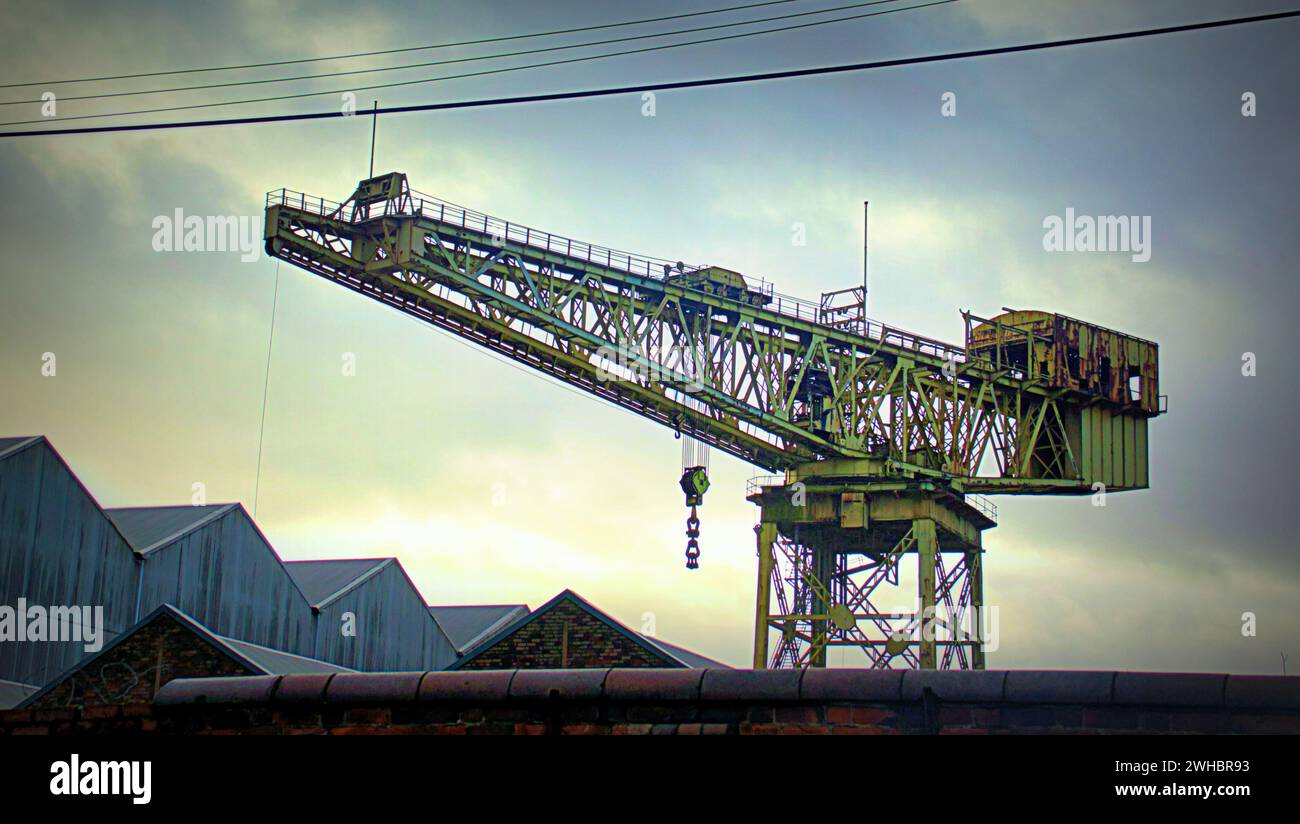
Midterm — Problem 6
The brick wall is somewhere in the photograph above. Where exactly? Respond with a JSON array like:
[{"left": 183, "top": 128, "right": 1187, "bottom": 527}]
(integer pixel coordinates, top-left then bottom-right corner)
[
  {"left": 459, "top": 599, "right": 674, "bottom": 669},
  {"left": 22, "top": 612, "right": 255, "bottom": 710},
  {"left": 4, "top": 669, "right": 1299, "bottom": 735}
]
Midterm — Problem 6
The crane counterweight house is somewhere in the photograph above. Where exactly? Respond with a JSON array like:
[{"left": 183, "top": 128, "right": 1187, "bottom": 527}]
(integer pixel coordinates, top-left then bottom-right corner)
[{"left": 264, "top": 173, "right": 1165, "bottom": 672}]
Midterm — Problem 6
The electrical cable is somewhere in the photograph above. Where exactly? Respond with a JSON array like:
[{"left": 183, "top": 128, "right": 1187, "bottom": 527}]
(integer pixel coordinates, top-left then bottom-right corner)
[{"left": 3, "top": 8, "right": 1294, "bottom": 138}]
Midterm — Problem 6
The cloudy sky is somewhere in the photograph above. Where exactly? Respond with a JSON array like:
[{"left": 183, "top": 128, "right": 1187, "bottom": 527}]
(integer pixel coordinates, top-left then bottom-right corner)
[{"left": 1, "top": 0, "right": 1296, "bottom": 671}]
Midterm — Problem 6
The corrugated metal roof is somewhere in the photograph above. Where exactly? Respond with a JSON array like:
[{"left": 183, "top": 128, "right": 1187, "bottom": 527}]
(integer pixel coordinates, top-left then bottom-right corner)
[
  {"left": 1, "top": 436, "right": 141, "bottom": 686},
  {"left": 428, "top": 605, "right": 529, "bottom": 654},
  {"left": 0, "top": 679, "right": 39, "bottom": 709},
  {"left": 3, "top": 436, "right": 456, "bottom": 677},
  {"left": 640, "top": 637, "right": 730, "bottom": 669},
  {"left": 159, "top": 605, "right": 354, "bottom": 675},
  {"left": 216, "top": 636, "right": 354, "bottom": 675},
  {"left": 0, "top": 436, "right": 40, "bottom": 459},
  {"left": 284, "top": 559, "right": 393, "bottom": 608},
  {"left": 105, "top": 504, "right": 237, "bottom": 554}
]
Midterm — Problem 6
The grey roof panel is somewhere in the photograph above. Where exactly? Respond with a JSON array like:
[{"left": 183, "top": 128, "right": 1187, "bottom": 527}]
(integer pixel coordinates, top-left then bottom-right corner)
[
  {"left": 284, "top": 559, "right": 392, "bottom": 607},
  {"left": 428, "top": 605, "right": 529, "bottom": 653},
  {"left": 641, "top": 636, "right": 731, "bottom": 669},
  {"left": 0, "top": 436, "right": 40, "bottom": 459},
  {"left": 1, "top": 434, "right": 457, "bottom": 678},
  {"left": 105, "top": 504, "right": 235, "bottom": 553},
  {"left": 0, "top": 679, "right": 38, "bottom": 709},
  {"left": 216, "top": 636, "right": 354, "bottom": 675}
]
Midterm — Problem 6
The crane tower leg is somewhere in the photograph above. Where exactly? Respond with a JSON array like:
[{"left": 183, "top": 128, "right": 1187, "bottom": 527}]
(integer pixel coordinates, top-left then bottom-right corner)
[
  {"left": 811, "top": 547, "right": 836, "bottom": 668},
  {"left": 916, "top": 518, "right": 938, "bottom": 670},
  {"left": 753, "top": 522, "right": 777, "bottom": 669},
  {"left": 967, "top": 546, "right": 986, "bottom": 670}
]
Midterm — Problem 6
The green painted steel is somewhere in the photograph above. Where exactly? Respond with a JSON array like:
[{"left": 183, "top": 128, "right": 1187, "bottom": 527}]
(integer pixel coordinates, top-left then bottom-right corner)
[{"left": 263, "top": 174, "right": 1168, "bottom": 672}]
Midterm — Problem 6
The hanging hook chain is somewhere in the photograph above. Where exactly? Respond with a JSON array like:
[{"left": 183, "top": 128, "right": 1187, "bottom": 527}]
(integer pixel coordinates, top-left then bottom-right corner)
[{"left": 685, "top": 505, "right": 701, "bottom": 570}]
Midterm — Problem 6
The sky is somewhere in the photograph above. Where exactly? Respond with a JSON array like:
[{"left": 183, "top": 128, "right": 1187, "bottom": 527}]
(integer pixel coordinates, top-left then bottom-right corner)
[{"left": 1, "top": 0, "right": 1297, "bottom": 672}]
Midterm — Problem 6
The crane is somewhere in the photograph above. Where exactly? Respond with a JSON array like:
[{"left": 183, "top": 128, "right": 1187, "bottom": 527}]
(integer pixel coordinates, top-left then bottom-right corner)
[{"left": 264, "top": 172, "right": 1164, "bottom": 670}]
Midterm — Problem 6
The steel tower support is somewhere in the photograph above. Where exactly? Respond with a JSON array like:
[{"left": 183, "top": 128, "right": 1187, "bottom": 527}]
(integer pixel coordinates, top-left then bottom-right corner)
[{"left": 748, "top": 466, "right": 991, "bottom": 670}]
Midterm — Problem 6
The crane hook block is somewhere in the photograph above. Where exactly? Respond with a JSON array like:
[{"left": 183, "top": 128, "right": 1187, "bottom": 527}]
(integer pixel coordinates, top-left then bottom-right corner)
[
  {"left": 679, "top": 468, "right": 708, "bottom": 570},
  {"left": 678, "top": 466, "right": 710, "bottom": 507}
]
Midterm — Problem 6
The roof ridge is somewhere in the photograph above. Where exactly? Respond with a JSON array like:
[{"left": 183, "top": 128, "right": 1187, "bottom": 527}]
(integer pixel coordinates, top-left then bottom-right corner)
[
  {"left": 637, "top": 633, "right": 728, "bottom": 669},
  {"left": 105, "top": 503, "right": 234, "bottom": 512},
  {"left": 1, "top": 436, "right": 141, "bottom": 555},
  {"left": 123, "top": 503, "right": 238, "bottom": 555},
  {"left": 310, "top": 558, "right": 395, "bottom": 609},
  {"left": 0, "top": 436, "right": 42, "bottom": 461},
  {"left": 284, "top": 557, "right": 395, "bottom": 566},
  {"left": 215, "top": 633, "right": 357, "bottom": 672},
  {"left": 448, "top": 589, "right": 683, "bottom": 670},
  {"left": 457, "top": 606, "right": 531, "bottom": 655}
]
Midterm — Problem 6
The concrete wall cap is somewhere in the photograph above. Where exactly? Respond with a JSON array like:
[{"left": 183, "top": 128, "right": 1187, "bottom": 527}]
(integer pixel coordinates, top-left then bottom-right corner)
[
  {"left": 508, "top": 668, "right": 610, "bottom": 700},
  {"left": 604, "top": 668, "right": 704, "bottom": 702},
  {"left": 1003, "top": 670, "right": 1115, "bottom": 705},
  {"left": 700, "top": 669, "right": 802, "bottom": 702},
  {"left": 419, "top": 670, "right": 517, "bottom": 702},
  {"left": 1223, "top": 675, "right": 1300, "bottom": 710},
  {"left": 800, "top": 668, "right": 904, "bottom": 702},
  {"left": 154, "top": 675, "right": 280, "bottom": 706},
  {"left": 324, "top": 672, "right": 426, "bottom": 704},
  {"left": 900, "top": 670, "right": 1007, "bottom": 703},
  {"left": 1113, "top": 672, "right": 1227, "bottom": 708},
  {"left": 273, "top": 673, "right": 337, "bottom": 704}
]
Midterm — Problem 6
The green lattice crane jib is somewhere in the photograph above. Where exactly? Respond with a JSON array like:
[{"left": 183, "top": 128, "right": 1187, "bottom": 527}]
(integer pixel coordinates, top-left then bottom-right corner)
[{"left": 264, "top": 173, "right": 1167, "bottom": 670}]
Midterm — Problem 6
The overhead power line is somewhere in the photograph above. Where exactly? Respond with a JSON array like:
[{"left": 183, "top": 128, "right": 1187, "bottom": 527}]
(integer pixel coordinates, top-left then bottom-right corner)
[
  {"left": 2, "top": 8, "right": 1295, "bottom": 139},
  {"left": 0, "top": 0, "right": 952, "bottom": 126},
  {"left": 0, "top": 0, "right": 800, "bottom": 89},
  {"left": 0, "top": 0, "right": 907, "bottom": 106}
]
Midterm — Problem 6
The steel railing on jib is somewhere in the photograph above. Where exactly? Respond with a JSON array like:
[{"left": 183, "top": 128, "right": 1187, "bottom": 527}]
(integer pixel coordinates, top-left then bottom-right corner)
[{"left": 267, "top": 186, "right": 972, "bottom": 364}]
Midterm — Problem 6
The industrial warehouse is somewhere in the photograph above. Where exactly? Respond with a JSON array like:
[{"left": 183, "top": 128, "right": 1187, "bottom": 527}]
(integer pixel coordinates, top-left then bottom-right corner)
[{"left": 0, "top": 435, "right": 723, "bottom": 711}]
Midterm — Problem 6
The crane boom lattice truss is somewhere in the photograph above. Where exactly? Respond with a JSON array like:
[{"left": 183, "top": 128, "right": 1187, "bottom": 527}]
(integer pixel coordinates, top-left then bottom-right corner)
[{"left": 265, "top": 173, "right": 1164, "bottom": 670}]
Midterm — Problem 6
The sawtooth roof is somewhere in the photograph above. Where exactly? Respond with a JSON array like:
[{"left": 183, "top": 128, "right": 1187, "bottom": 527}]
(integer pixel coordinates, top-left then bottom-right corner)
[
  {"left": 105, "top": 504, "right": 237, "bottom": 554},
  {"left": 428, "top": 604, "right": 530, "bottom": 655},
  {"left": 283, "top": 559, "right": 394, "bottom": 608}
]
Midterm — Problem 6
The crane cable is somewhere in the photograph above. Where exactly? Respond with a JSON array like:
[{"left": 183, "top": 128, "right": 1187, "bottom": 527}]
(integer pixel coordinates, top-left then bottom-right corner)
[{"left": 252, "top": 259, "right": 281, "bottom": 519}]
